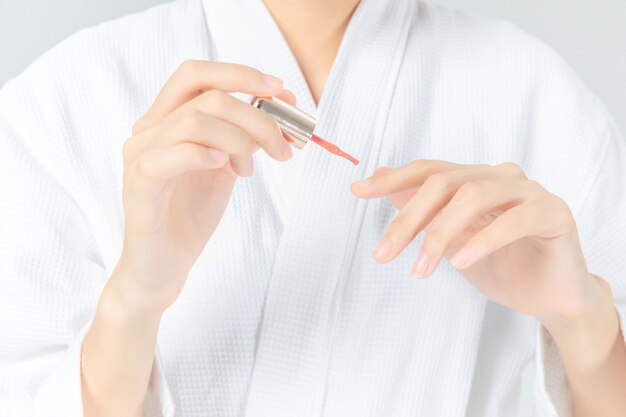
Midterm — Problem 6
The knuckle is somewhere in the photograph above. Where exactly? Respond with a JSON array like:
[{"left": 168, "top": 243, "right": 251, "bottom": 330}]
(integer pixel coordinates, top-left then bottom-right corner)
[
  {"left": 178, "top": 59, "right": 202, "bottom": 77},
  {"left": 551, "top": 195, "right": 574, "bottom": 219},
  {"left": 391, "top": 214, "right": 414, "bottom": 232},
  {"left": 523, "top": 180, "right": 548, "bottom": 202},
  {"left": 122, "top": 138, "right": 135, "bottom": 163},
  {"left": 424, "top": 173, "right": 451, "bottom": 192},
  {"left": 497, "top": 162, "right": 526, "bottom": 178},
  {"left": 526, "top": 179, "right": 545, "bottom": 194},
  {"left": 508, "top": 206, "right": 537, "bottom": 235},
  {"left": 236, "top": 129, "right": 254, "bottom": 150},
  {"left": 257, "top": 113, "right": 283, "bottom": 142},
  {"left": 374, "top": 166, "right": 391, "bottom": 176},
  {"left": 507, "top": 207, "right": 527, "bottom": 227},
  {"left": 226, "top": 64, "right": 264, "bottom": 91},
  {"left": 375, "top": 171, "right": 393, "bottom": 190},
  {"left": 177, "top": 108, "right": 204, "bottom": 132},
  {"left": 244, "top": 66, "right": 265, "bottom": 85},
  {"left": 241, "top": 138, "right": 255, "bottom": 155},
  {"left": 553, "top": 195, "right": 571, "bottom": 211},
  {"left": 189, "top": 147, "right": 209, "bottom": 167},
  {"left": 132, "top": 116, "right": 146, "bottom": 135},
  {"left": 457, "top": 181, "right": 485, "bottom": 199},
  {"left": 424, "top": 230, "right": 446, "bottom": 253},
  {"left": 203, "top": 90, "right": 228, "bottom": 114},
  {"left": 230, "top": 133, "right": 254, "bottom": 156},
  {"left": 412, "top": 159, "right": 433, "bottom": 177},
  {"left": 133, "top": 156, "right": 155, "bottom": 178}
]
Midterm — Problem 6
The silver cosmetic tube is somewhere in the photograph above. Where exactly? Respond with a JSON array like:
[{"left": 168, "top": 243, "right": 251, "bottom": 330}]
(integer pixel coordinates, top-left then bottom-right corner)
[{"left": 250, "top": 96, "right": 316, "bottom": 149}]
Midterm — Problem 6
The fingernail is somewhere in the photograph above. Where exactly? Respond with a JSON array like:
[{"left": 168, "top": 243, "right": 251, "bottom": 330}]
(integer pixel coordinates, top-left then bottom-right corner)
[
  {"left": 262, "top": 74, "right": 284, "bottom": 89},
  {"left": 280, "top": 138, "right": 293, "bottom": 159},
  {"left": 412, "top": 252, "right": 430, "bottom": 278},
  {"left": 282, "top": 89, "right": 297, "bottom": 104},
  {"left": 450, "top": 248, "right": 473, "bottom": 269},
  {"left": 373, "top": 237, "right": 393, "bottom": 260},
  {"left": 353, "top": 178, "right": 372, "bottom": 190},
  {"left": 207, "top": 149, "right": 227, "bottom": 165},
  {"left": 242, "top": 158, "right": 255, "bottom": 177}
]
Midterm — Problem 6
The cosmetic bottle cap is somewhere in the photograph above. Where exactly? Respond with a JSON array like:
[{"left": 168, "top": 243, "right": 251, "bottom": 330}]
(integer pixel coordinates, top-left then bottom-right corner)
[{"left": 250, "top": 96, "right": 316, "bottom": 148}]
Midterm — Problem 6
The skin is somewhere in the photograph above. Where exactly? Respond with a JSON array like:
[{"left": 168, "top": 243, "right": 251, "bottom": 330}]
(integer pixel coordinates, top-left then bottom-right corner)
[
  {"left": 81, "top": 1, "right": 626, "bottom": 416},
  {"left": 263, "top": 0, "right": 360, "bottom": 104},
  {"left": 81, "top": 61, "right": 297, "bottom": 416},
  {"left": 351, "top": 162, "right": 626, "bottom": 416}
]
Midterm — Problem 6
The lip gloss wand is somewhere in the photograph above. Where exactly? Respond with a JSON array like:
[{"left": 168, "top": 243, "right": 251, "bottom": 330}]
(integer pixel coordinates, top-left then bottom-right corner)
[{"left": 250, "top": 96, "right": 360, "bottom": 165}]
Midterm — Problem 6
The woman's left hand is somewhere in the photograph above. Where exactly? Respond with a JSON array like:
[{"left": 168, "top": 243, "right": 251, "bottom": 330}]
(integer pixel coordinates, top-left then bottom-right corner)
[{"left": 351, "top": 160, "right": 604, "bottom": 322}]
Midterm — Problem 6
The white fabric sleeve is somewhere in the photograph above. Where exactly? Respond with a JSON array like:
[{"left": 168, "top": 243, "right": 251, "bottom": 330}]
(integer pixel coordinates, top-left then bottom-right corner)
[
  {"left": 533, "top": 112, "right": 626, "bottom": 416},
  {"left": 0, "top": 51, "right": 174, "bottom": 417},
  {"left": 0, "top": 101, "right": 100, "bottom": 416}
]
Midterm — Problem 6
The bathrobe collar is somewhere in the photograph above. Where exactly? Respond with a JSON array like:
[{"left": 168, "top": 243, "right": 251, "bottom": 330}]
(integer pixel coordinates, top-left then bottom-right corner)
[
  {"left": 200, "top": 0, "right": 417, "bottom": 216},
  {"left": 201, "top": 0, "right": 417, "bottom": 414}
]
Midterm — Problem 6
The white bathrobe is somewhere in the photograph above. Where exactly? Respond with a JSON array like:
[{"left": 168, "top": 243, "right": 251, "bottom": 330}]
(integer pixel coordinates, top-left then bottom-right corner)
[{"left": 1, "top": 0, "right": 625, "bottom": 416}]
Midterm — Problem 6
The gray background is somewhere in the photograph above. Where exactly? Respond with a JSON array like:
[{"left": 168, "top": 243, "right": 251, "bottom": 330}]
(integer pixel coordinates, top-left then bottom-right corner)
[
  {"left": 0, "top": 0, "right": 625, "bottom": 133},
  {"left": 0, "top": 1, "right": 624, "bottom": 415}
]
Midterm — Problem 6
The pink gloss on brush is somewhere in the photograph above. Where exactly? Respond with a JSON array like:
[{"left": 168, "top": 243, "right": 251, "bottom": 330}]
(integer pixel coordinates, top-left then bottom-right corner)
[
  {"left": 309, "top": 134, "right": 360, "bottom": 165},
  {"left": 250, "top": 96, "right": 360, "bottom": 165}
]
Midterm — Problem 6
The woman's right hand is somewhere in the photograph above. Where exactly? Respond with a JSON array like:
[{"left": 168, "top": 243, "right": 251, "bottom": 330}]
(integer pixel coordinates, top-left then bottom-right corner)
[{"left": 112, "top": 60, "right": 296, "bottom": 312}]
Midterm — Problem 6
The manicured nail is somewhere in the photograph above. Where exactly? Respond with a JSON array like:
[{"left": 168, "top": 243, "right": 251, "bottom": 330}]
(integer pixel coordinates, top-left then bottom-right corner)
[
  {"left": 373, "top": 237, "right": 393, "bottom": 260},
  {"left": 353, "top": 178, "right": 372, "bottom": 190},
  {"left": 412, "top": 251, "right": 430, "bottom": 278},
  {"left": 450, "top": 248, "right": 473, "bottom": 269},
  {"left": 262, "top": 74, "right": 284, "bottom": 89}
]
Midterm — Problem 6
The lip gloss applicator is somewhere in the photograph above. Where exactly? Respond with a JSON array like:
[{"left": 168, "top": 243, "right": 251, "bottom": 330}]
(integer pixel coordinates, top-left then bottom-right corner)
[{"left": 250, "top": 96, "right": 360, "bottom": 165}]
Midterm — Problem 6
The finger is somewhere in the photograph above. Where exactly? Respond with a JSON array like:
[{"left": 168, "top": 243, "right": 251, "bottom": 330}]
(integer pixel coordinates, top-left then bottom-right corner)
[
  {"left": 351, "top": 161, "right": 526, "bottom": 199},
  {"left": 371, "top": 165, "right": 517, "bottom": 264},
  {"left": 123, "top": 107, "right": 255, "bottom": 177},
  {"left": 277, "top": 89, "right": 297, "bottom": 106},
  {"left": 128, "top": 142, "right": 229, "bottom": 201},
  {"left": 187, "top": 90, "right": 292, "bottom": 162},
  {"left": 131, "top": 91, "right": 292, "bottom": 165},
  {"left": 449, "top": 193, "right": 573, "bottom": 270},
  {"left": 147, "top": 108, "right": 260, "bottom": 177},
  {"left": 365, "top": 167, "right": 418, "bottom": 209},
  {"left": 352, "top": 166, "right": 416, "bottom": 209},
  {"left": 134, "top": 60, "right": 288, "bottom": 133},
  {"left": 412, "top": 179, "right": 534, "bottom": 278},
  {"left": 351, "top": 160, "right": 468, "bottom": 198},
  {"left": 387, "top": 188, "right": 418, "bottom": 209}
]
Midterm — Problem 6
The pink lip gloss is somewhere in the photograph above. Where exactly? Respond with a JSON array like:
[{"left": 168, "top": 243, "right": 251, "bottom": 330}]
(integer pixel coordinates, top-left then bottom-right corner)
[
  {"left": 309, "top": 134, "right": 360, "bottom": 165},
  {"left": 250, "top": 96, "right": 360, "bottom": 165}
]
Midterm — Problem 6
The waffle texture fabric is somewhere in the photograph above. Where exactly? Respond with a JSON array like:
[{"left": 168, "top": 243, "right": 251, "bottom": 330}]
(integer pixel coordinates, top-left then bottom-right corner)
[{"left": 1, "top": 0, "right": 625, "bottom": 416}]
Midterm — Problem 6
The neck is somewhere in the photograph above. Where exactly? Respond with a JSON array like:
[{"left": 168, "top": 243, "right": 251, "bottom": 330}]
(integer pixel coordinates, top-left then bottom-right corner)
[
  {"left": 263, "top": 0, "right": 360, "bottom": 30},
  {"left": 263, "top": 0, "right": 361, "bottom": 104}
]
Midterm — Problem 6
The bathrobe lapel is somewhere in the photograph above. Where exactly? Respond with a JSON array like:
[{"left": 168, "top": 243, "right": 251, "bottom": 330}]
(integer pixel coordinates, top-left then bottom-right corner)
[
  {"left": 204, "top": 0, "right": 418, "bottom": 415},
  {"left": 200, "top": 0, "right": 424, "bottom": 416}
]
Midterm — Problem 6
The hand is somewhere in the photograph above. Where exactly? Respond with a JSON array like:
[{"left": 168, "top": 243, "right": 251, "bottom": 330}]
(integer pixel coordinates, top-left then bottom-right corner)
[
  {"left": 114, "top": 60, "right": 296, "bottom": 312},
  {"left": 351, "top": 160, "right": 602, "bottom": 322}
]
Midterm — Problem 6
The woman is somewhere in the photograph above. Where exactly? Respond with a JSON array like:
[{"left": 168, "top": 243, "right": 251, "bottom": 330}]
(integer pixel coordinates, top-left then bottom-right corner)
[{"left": 1, "top": 0, "right": 625, "bottom": 416}]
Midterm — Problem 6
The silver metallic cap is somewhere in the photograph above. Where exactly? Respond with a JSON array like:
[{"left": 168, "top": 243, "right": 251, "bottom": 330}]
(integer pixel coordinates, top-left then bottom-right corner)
[{"left": 250, "top": 96, "right": 316, "bottom": 149}]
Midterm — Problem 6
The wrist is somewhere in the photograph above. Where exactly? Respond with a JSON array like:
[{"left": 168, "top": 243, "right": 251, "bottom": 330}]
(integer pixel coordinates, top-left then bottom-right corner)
[
  {"left": 99, "top": 262, "right": 167, "bottom": 327},
  {"left": 539, "top": 274, "right": 613, "bottom": 335},
  {"left": 539, "top": 274, "right": 620, "bottom": 372}
]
